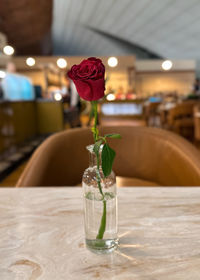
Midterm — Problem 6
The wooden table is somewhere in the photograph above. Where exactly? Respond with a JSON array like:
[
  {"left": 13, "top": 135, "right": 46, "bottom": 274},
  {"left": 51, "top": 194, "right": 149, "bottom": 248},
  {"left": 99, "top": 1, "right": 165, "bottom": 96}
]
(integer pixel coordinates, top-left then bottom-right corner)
[{"left": 0, "top": 187, "right": 200, "bottom": 279}]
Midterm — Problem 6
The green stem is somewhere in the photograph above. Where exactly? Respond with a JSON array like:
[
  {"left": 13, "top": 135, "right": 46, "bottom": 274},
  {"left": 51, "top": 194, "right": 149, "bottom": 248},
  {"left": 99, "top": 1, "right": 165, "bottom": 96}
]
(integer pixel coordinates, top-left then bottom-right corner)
[
  {"left": 96, "top": 200, "right": 106, "bottom": 239},
  {"left": 92, "top": 101, "right": 98, "bottom": 142},
  {"left": 91, "top": 100, "right": 106, "bottom": 240}
]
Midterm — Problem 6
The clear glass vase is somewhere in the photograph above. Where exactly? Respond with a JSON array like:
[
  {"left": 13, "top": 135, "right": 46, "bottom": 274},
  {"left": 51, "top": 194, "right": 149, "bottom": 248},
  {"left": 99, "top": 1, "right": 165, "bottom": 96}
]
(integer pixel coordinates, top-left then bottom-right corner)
[{"left": 82, "top": 145, "right": 118, "bottom": 253}]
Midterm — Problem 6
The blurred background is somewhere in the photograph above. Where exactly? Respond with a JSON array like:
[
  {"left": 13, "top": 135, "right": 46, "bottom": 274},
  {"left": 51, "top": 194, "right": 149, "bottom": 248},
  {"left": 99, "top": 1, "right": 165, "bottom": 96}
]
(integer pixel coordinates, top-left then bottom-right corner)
[{"left": 1, "top": 0, "right": 200, "bottom": 185}]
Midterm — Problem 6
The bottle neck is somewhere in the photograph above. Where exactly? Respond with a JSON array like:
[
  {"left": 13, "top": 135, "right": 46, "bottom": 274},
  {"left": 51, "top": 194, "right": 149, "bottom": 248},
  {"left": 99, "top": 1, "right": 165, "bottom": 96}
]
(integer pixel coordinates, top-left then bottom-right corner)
[
  {"left": 87, "top": 144, "right": 102, "bottom": 168},
  {"left": 89, "top": 152, "right": 102, "bottom": 167}
]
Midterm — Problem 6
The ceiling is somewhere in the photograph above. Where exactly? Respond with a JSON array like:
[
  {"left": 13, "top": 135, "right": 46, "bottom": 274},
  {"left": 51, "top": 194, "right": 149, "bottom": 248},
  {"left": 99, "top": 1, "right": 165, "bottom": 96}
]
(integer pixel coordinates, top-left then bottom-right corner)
[{"left": 52, "top": 0, "right": 200, "bottom": 60}]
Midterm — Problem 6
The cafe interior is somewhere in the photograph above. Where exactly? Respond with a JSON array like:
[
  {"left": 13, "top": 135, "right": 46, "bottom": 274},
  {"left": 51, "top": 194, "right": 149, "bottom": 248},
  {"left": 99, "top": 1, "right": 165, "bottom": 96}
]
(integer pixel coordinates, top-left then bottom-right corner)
[{"left": 0, "top": 0, "right": 200, "bottom": 278}]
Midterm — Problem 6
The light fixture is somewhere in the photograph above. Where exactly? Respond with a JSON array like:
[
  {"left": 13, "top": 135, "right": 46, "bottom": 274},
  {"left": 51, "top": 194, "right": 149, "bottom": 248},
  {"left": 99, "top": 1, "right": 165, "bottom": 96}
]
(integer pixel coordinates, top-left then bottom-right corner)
[
  {"left": 162, "top": 60, "right": 172, "bottom": 71},
  {"left": 3, "top": 45, "right": 14, "bottom": 56},
  {"left": 0, "top": 70, "right": 6, "bottom": 79},
  {"left": 106, "top": 93, "right": 115, "bottom": 101},
  {"left": 54, "top": 93, "right": 62, "bottom": 101},
  {"left": 26, "top": 57, "right": 36, "bottom": 67},
  {"left": 108, "top": 57, "right": 118, "bottom": 67},
  {"left": 57, "top": 58, "right": 67, "bottom": 69}
]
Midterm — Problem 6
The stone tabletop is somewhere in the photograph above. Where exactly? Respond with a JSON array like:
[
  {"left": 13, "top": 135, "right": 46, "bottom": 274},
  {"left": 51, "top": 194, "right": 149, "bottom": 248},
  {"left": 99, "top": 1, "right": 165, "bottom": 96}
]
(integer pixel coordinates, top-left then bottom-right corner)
[{"left": 0, "top": 187, "right": 200, "bottom": 280}]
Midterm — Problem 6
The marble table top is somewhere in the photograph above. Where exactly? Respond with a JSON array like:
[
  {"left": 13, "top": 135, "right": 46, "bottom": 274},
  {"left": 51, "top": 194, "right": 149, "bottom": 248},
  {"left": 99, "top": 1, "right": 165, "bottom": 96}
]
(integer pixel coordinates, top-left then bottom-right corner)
[{"left": 0, "top": 187, "right": 200, "bottom": 280}]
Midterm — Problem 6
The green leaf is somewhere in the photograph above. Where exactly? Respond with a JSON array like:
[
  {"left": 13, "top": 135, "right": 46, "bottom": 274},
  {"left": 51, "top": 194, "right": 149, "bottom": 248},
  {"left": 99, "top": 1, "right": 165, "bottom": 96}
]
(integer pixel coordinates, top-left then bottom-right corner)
[
  {"left": 102, "top": 143, "right": 116, "bottom": 177},
  {"left": 104, "top": 133, "right": 121, "bottom": 139}
]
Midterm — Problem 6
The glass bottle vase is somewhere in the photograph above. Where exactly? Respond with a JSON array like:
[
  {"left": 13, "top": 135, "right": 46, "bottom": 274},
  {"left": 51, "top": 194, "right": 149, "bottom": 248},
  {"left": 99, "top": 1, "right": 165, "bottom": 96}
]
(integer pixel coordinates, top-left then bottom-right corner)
[{"left": 82, "top": 145, "right": 118, "bottom": 253}]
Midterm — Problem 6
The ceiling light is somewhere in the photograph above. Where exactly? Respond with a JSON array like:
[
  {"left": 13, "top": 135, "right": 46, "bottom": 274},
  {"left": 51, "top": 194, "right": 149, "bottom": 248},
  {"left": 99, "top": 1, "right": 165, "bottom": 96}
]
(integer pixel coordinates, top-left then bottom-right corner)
[
  {"left": 0, "top": 70, "right": 6, "bottom": 79},
  {"left": 3, "top": 45, "right": 14, "bottom": 56},
  {"left": 57, "top": 58, "right": 67, "bottom": 69},
  {"left": 108, "top": 57, "right": 118, "bottom": 67},
  {"left": 162, "top": 60, "right": 172, "bottom": 71},
  {"left": 54, "top": 93, "right": 62, "bottom": 101},
  {"left": 26, "top": 57, "right": 35, "bottom": 67},
  {"left": 106, "top": 93, "right": 115, "bottom": 101}
]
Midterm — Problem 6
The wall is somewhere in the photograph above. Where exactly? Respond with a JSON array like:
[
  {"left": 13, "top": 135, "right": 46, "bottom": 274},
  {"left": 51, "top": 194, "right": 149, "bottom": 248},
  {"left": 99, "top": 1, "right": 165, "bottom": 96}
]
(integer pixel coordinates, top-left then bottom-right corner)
[
  {"left": 9, "top": 55, "right": 136, "bottom": 95},
  {"left": 135, "top": 60, "right": 196, "bottom": 96},
  {"left": 106, "top": 70, "right": 130, "bottom": 94},
  {"left": 135, "top": 71, "right": 195, "bottom": 96},
  {"left": 1, "top": 56, "right": 196, "bottom": 97}
]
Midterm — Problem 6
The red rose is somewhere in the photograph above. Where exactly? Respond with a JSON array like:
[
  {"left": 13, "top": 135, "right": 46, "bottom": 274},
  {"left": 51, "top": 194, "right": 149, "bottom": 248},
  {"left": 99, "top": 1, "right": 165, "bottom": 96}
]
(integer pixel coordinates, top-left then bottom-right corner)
[{"left": 67, "top": 57, "right": 105, "bottom": 101}]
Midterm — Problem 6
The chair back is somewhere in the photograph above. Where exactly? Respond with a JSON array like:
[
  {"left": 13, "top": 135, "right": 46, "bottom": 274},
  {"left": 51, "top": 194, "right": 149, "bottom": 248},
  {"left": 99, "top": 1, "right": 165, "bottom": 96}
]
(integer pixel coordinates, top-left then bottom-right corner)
[
  {"left": 194, "top": 104, "right": 200, "bottom": 141},
  {"left": 17, "top": 126, "right": 200, "bottom": 187},
  {"left": 168, "top": 102, "right": 195, "bottom": 126}
]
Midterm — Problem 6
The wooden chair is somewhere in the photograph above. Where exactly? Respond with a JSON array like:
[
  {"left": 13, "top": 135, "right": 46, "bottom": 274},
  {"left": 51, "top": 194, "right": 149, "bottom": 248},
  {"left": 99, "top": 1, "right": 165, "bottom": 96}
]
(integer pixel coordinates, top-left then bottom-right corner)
[
  {"left": 143, "top": 102, "right": 161, "bottom": 126},
  {"left": 167, "top": 101, "right": 196, "bottom": 139},
  {"left": 194, "top": 104, "right": 200, "bottom": 141}
]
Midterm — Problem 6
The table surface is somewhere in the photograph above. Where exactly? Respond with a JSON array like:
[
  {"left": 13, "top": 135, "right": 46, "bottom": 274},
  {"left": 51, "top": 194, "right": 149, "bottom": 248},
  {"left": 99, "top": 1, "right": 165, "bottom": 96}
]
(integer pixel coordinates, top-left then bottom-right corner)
[{"left": 0, "top": 187, "right": 200, "bottom": 280}]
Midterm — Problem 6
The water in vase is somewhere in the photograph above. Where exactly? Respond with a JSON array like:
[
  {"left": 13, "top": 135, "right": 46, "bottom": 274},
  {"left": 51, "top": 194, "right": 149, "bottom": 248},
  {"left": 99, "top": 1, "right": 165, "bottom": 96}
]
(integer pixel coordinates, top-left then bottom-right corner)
[{"left": 83, "top": 183, "right": 118, "bottom": 253}]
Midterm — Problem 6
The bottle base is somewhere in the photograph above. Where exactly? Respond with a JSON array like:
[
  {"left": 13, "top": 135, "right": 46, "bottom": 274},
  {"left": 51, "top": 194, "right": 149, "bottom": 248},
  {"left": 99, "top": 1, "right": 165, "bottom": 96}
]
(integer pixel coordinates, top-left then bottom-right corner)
[{"left": 86, "top": 238, "right": 118, "bottom": 254}]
